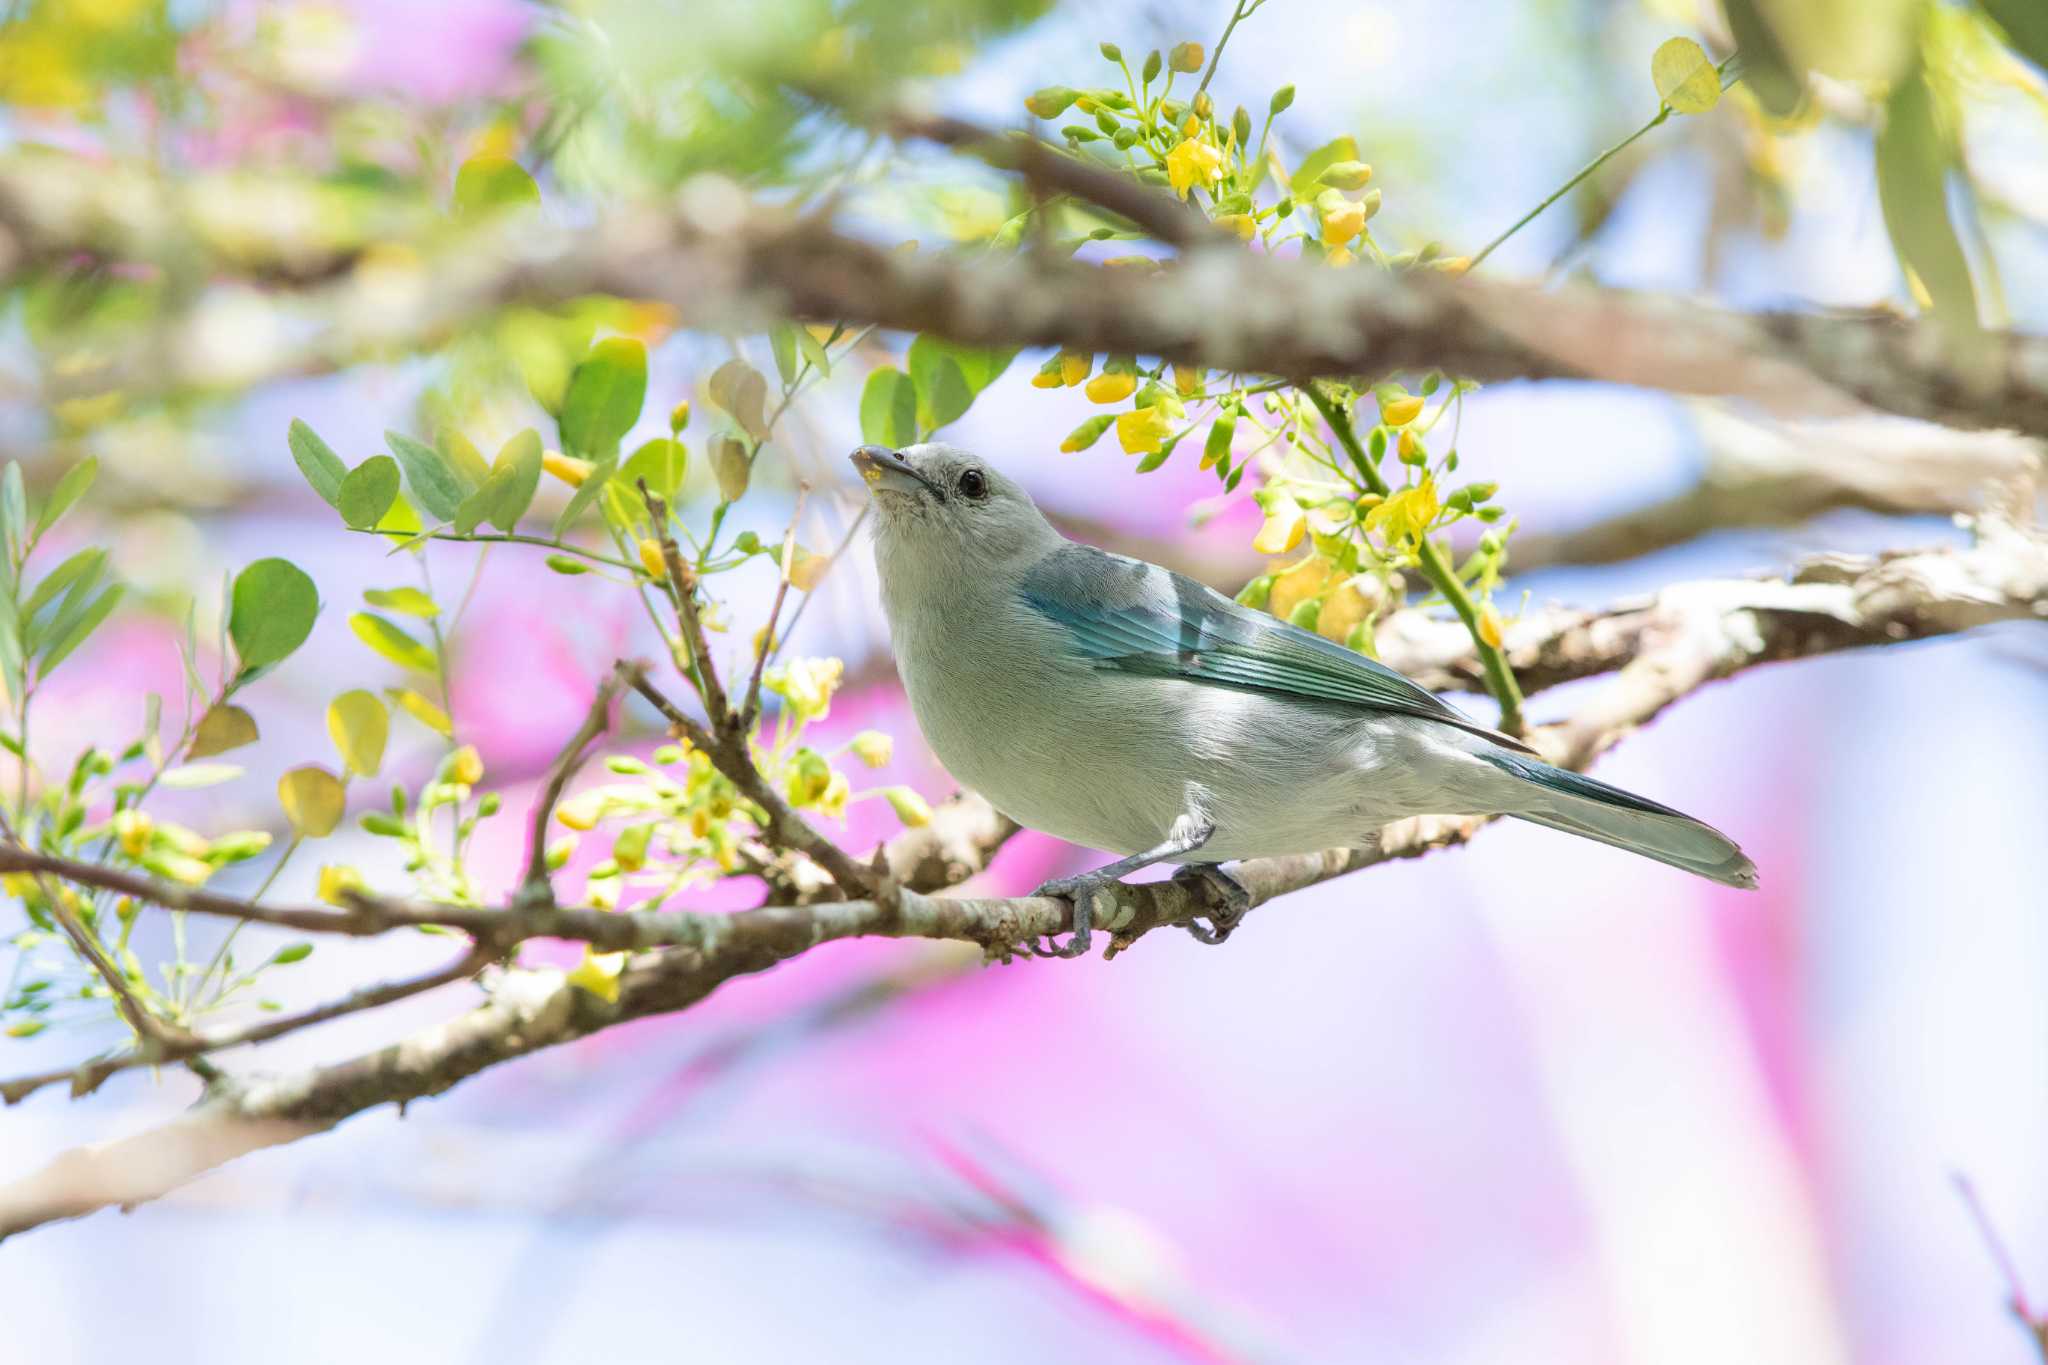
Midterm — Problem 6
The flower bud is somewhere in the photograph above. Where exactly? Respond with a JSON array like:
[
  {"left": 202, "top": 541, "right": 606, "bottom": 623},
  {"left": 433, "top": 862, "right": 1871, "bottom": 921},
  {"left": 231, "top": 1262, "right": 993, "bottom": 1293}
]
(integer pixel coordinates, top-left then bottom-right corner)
[
  {"left": 638, "top": 538, "right": 666, "bottom": 579},
  {"left": 1380, "top": 393, "right": 1424, "bottom": 426},
  {"left": 1317, "top": 160, "right": 1373, "bottom": 190},
  {"left": 543, "top": 451, "right": 593, "bottom": 486},
  {"left": 849, "top": 730, "right": 894, "bottom": 768},
  {"left": 884, "top": 787, "right": 933, "bottom": 827},
  {"left": 1170, "top": 41, "right": 1204, "bottom": 73}
]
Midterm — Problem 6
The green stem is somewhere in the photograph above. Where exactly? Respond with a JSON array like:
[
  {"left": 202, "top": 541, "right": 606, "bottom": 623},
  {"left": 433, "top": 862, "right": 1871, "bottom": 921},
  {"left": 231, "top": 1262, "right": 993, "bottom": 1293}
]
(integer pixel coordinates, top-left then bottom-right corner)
[
  {"left": 1468, "top": 108, "right": 1669, "bottom": 271},
  {"left": 1469, "top": 55, "right": 1741, "bottom": 272},
  {"left": 1307, "top": 384, "right": 1524, "bottom": 733},
  {"left": 1197, "top": 0, "right": 1264, "bottom": 97},
  {"left": 346, "top": 527, "right": 638, "bottom": 574}
]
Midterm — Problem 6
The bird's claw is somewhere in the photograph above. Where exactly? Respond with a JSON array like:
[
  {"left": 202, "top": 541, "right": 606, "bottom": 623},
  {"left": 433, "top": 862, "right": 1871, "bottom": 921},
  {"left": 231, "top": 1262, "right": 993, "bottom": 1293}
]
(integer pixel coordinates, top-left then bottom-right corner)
[
  {"left": 1025, "top": 873, "right": 1109, "bottom": 959},
  {"left": 1174, "top": 863, "right": 1250, "bottom": 945}
]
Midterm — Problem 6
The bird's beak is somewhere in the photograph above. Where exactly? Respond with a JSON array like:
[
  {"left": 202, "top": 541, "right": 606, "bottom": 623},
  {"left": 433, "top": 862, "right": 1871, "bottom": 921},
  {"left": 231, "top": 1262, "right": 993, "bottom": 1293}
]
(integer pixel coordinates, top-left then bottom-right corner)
[{"left": 849, "top": 445, "right": 934, "bottom": 496}]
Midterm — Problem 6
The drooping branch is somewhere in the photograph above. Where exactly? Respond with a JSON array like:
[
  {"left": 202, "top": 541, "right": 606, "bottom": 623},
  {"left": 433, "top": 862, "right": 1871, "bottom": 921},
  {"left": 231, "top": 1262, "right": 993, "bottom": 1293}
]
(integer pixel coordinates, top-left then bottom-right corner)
[{"left": 2, "top": 520, "right": 2040, "bottom": 1239}]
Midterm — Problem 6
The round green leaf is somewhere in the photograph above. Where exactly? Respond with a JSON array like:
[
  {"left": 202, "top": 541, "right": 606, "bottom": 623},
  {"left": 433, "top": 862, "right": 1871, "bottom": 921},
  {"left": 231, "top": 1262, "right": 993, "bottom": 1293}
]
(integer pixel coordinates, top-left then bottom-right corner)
[
  {"left": 326, "top": 689, "right": 389, "bottom": 778},
  {"left": 348, "top": 612, "right": 438, "bottom": 674},
  {"left": 708, "top": 359, "right": 769, "bottom": 440},
  {"left": 560, "top": 337, "right": 648, "bottom": 458},
  {"left": 620, "top": 437, "right": 687, "bottom": 503},
  {"left": 188, "top": 703, "right": 259, "bottom": 759},
  {"left": 278, "top": 765, "right": 347, "bottom": 838},
  {"left": 453, "top": 155, "right": 540, "bottom": 215},
  {"left": 338, "top": 456, "right": 401, "bottom": 531},
  {"left": 858, "top": 367, "right": 917, "bottom": 449},
  {"left": 229, "top": 558, "right": 319, "bottom": 674},
  {"left": 1652, "top": 37, "right": 1721, "bottom": 115}
]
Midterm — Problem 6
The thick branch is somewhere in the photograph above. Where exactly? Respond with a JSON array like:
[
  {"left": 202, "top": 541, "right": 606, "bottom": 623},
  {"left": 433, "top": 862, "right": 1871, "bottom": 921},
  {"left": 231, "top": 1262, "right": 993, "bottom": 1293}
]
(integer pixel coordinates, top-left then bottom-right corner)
[
  {"left": 2, "top": 521, "right": 2039, "bottom": 1238},
  {"left": 22, "top": 181, "right": 2048, "bottom": 438}
]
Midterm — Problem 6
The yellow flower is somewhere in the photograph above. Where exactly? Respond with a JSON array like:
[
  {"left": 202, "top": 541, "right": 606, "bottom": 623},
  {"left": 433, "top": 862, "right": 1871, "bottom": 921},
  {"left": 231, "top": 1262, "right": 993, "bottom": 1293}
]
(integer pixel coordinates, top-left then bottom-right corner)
[
  {"left": 1430, "top": 256, "right": 1472, "bottom": 276},
  {"left": 543, "top": 451, "right": 592, "bottom": 486},
  {"left": 1116, "top": 406, "right": 1172, "bottom": 455},
  {"left": 638, "top": 538, "right": 667, "bottom": 578},
  {"left": 849, "top": 731, "right": 894, "bottom": 768},
  {"left": 114, "top": 810, "right": 153, "bottom": 859},
  {"left": 567, "top": 946, "right": 628, "bottom": 1003},
  {"left": 1165, "top": 134, "right": 1226, "bottom": 200},
  {"left": 1085, "top": 371, "right": 1137, "bottom": 404},
  {"left": 1316, "top": 577, "right": 1381, "bottom": 644},
  {"left": 1173, "top": 365, "right": 1204, "bottom": 397},
  {"left": 787, "top": 546, "right": 829, "bottom": 591},
  {"left": 1252, "top": 501, "right": 1306, "bottom": 555},
  {"left": 818, "top": 772, "right": 851, "bottom": 821},
  {"left": 1380, "top": 393, "right": 1424, "bottom": 426},
  {"left": 884, "top": 787, "right": 933, "bottom": 827},
  {"left": 1060, "top": 350, "right": 1093, "bottom": 386},
  {"left": 1398, "top": 427, "right": 1422, "bottom": 462},
  {"left": 557, "top": 796, "right": 600, "bottom": 831},
  {"left": 1030, "top": 368, "right": 1063, "bottom": 389},
  {"left": 1326, "top": 245, "right": 1357, "bottom": 268},
  {"left": 1478, "top": 602, "right": 1505, "bottom": 648},
  {"left": 1321, "top": 199, "right": 1365, "bottom": 246},
  {"left": 1364, "top": 475, "right": 1440, "bottom": 544},
  {"left": 1216, "top": 213, "right": 1257, "bottom": 240},
  {"left": 318, "top": 864, "right": 365, "bottom": 907},
  {"left": 1266, "top": 557, "right": 1333, "bottom": 622},
  {"left": 448, "top": 744, "right": 484, "bottom": 787}
]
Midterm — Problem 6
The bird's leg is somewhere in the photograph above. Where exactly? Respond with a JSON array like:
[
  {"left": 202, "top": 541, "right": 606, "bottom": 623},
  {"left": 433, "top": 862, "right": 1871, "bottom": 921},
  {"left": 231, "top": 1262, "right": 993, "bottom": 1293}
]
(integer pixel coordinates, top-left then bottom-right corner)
[
  {"left": 1029, "top": 814, "right": 1217, "bottom": 959},
  {"left": 1172, "top": 862, "right": 1251, "bottom": 945}
]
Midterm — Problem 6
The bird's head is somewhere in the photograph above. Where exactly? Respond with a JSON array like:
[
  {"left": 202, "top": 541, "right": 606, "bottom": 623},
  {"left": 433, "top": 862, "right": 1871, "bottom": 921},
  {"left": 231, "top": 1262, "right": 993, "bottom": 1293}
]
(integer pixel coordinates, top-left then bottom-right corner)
[{"left": 849, "top": 442, "right": 1057, "bottom": 569}]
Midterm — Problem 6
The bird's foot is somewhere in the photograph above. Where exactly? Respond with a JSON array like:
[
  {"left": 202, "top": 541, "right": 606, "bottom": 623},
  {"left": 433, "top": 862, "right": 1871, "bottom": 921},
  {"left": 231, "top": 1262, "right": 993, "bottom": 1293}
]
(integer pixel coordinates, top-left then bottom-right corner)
[
  {"left": 1173, "top": 862, "right": 1250, "bottom": 945},
  {"left": 1022, "top": 872, "right": 1119, "bottom": 959}
]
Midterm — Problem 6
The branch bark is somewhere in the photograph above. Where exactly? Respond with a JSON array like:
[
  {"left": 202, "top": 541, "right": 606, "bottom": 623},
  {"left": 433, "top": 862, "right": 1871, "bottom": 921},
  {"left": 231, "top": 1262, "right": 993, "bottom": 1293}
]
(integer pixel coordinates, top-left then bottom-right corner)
[{"left": 3, "top": 520, "right": 2040, "bottom": 1240}]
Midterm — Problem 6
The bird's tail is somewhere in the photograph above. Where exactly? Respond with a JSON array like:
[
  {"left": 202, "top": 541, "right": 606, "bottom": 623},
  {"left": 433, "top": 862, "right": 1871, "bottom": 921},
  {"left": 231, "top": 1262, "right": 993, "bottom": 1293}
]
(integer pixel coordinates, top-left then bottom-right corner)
[{"left": 1479, "top": 751, "right": 1759, "bottom": 889}]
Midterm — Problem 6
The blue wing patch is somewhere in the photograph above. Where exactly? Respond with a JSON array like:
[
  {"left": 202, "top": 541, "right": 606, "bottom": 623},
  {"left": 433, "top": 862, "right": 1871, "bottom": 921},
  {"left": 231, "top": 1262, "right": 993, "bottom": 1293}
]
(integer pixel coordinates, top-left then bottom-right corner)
[{"left": 1019, "top": 544, "right": 1531, "bottom": 752}]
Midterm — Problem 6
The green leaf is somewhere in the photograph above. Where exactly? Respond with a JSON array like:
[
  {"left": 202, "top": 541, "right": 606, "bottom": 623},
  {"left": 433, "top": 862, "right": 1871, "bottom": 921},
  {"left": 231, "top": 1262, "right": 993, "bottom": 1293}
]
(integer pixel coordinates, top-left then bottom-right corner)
[
  {"left": 337, "top": 456, "right": 401, "bottom": 531},
  {"left": 159, "top": 761, "right": 243, "bottom": 790},
  {"left": 22, "top": 546, "right": 106, "bottom": 627},
  {"left": 859, "top": 367, "right": 918, "bottom": 449},
  {"left": 907, "top": 335, "right": 1009, "bottom": 433},
  {"left": 794, "top": 326, "right": 832, "bottom": 377},
  {"left": 483, "top": 429, "right": 543, "bottom": 532},
  {"left": 386, "top": 431, "right": 468, "bottom": 523},
  {"left": 228, "top": 558, "right": 319, "bottom": 675},
  {"left": 287, "top": 419, "right": 348, "bottom": 508},
  {"left": 362, "top": 586, "right": 438, "bottom": 618},
  {"left": 271, "top": 942, "right": 315, "bottom": 965},
  {"left": 188, "top": 703, "right": 259, "bottom": 759},
  {"left": 389, "top": 687, "right": 453, "bottom": 738},
  {"left": 452, "top": 154, "right": 540, "bottom": 215},
  {"left": 38, "top": 584, "right": 121, "bottom": 674},
  {"left": 708, "top": 359, "right": 769, "bottom": 441},
  {"left": 545, "top": 554, "right": 589, "bottom": 575},
  {"left": 1876, "top": 67, "right": 1980, "bottom": 332},
  {"left": 551, "top": 453, "right": 616, "bottom": 538},
  {"left": 1981, "top": 0, "right": 2048, "bottom": 74},
  {"left": 560, "top": 337, "right": 647, "bottom": 458},
  {"left": 711, "top": 435, "right": 751, "bottom": 503},
  {"left": 349, "top": 612, "right": 438, "bottom": 674},
  {"left": 1289, "top": 136, "right": 1359, "bottom": 201},
  {"left": 1721, "top": 0, "right": 1804, "bottom": 115},
  {"left": 769, "top": 324, "right": 799, "bottom": 386},
  {"left": 621, "top": 437, "right": 687, "bottom": 504},
  {"left": 1, "top": 461, "right": 24, "bottom": 563},
  {"left": 278, "top": 765, "right": 347, "bottom": 838},
  {"left": 33, "top": 457, "right": 96, "bottom": 539},
  {"left": 326, "top": 689, "right": 389, "bottom": 778},
  {"left": 437, "top": 429, "right": 491, "bottom": 491},
  {"left": 1652, "top": 36, "right": 1721, "bottom": 114}
]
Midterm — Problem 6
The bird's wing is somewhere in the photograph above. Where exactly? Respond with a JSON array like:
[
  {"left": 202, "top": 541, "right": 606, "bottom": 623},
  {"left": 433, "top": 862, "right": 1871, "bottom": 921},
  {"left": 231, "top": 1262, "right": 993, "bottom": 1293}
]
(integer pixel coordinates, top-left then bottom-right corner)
[{"left": 1019, "top": 544, "right": 1532, "bottom": 753}]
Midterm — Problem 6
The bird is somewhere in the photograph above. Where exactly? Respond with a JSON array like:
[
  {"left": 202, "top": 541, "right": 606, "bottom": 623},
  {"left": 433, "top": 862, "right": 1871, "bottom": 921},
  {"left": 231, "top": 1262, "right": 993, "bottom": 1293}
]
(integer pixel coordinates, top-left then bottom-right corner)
[{"left": 850, "top": 441, "right": 1757, "bottom": 957}]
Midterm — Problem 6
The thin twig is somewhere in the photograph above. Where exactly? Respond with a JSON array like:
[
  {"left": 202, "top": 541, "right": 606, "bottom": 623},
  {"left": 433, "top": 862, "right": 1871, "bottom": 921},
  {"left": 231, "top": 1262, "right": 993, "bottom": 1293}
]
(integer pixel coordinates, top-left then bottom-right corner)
[
  {"left": 519, "top": 671, "right": 626, "bottom": 899},
  {"left": 616, "top": 661, "right": 875, "bottom": 895},
  {"left": 0, "top": 945, "right": 491, "bottom": 1106},
  {"left": 740, "top": 483, "right": 810, "bottom": 733},
  {"left": 638, "top": 482, "right": 731, "bottom": 725},
  {"left": 763, "top": 501, "right": 867, "bottom": 675},
  {"left": 1955, "top": 1173, "right": 2048, "bottom": 1362}
]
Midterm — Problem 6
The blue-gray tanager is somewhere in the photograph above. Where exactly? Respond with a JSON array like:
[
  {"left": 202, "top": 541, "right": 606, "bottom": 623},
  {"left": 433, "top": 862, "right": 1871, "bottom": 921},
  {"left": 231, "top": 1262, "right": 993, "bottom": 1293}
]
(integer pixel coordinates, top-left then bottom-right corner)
[{"left": 852, "top": 442, "right": 1756, "bottom": 957}]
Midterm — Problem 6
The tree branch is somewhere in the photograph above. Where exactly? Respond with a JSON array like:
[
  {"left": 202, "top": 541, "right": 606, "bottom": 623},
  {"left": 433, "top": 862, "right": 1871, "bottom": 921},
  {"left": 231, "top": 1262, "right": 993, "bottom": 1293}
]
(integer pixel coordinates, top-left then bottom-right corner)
[
  {"left": 20, "top": 175, "right": 2048, "bottom": 438},
  {"left": 2, "top": 520, "right": 2039, "bottom": 1240},
  {"left": 520, "top": 671, "right": 624, "bottom": 900}
]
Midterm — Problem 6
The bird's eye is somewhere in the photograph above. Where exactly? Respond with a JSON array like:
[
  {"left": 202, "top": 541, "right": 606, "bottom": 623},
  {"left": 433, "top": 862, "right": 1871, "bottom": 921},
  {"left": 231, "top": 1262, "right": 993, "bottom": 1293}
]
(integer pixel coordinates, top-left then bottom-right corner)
[{"left": 957, "top": 468, "right": 988, "bottom": 500}]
